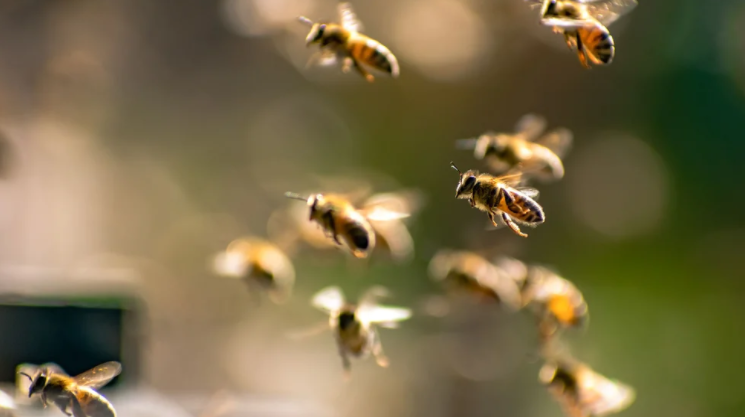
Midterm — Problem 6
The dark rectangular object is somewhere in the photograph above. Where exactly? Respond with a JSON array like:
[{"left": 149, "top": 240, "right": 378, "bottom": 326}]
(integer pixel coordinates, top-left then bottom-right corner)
[{"left": 0, "top": 297, "right": 142, "bottom": 387}]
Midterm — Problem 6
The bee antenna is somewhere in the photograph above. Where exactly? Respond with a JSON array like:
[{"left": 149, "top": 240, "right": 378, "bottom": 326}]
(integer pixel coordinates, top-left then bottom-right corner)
[
  {"left": 298, "top": 16, "right": 314, "bottom": 26},
  {"left": 450, "top": 162, "right": 461, "bottom": 174},
  {"left": 284, "top": 192, "right": 308, "bottom": 201},
  {"left": 19, "top": 372, "right": 32, "bottom": 381},
  {"left": 455, "top": 138, "right": 478, "bottom": 150}
]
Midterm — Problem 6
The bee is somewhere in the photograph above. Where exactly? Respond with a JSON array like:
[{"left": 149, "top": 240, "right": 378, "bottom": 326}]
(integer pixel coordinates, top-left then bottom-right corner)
[
  {"left": 456, "top": 114, "right": 573, "bottom": 182},
  {"left": 520, "top": 265, "right": 589, "bottom": 344},
  {"left": 428, "top": 250, "right": 523, "bottom": 311},
  {"left": 212, "top": 236, "right": 295, "bottom": 304},
  {"left": 309, "top": 285, "right": 411, "bottom": 377},
  {"left": 19, "top": 361, "right": 121, "bottom": 417},
  {"left": 298, "top": 2, "right": 400, "bottom": 82},
  {"left": 451, "top": 162, "right": 545, "bottom": 238},
  {"left": 539, "top": 355, "right": 636, "bottom": 417},
  {"left": 284, "top": 191, "right": 409, "bottom": 258},
  {"left": 526, "top": 0, "right": 638, "bottom": 68}
]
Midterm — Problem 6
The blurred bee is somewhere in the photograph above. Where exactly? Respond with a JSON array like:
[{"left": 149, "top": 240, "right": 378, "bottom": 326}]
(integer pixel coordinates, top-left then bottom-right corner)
[
  {"left": 539, "top": 355, "right": 635, "bottom": 417},
  {"left": 456, "top": 114, "right": 572, "bottom": 182},
  {"left": 526, "top": 0, "right": 638, "bottom": 68},
  {"left": 451, "top": 162, "right": 545, "bottom": 238},
  {"left": 364, "top": 190, "right": 424, "bottom": 262},
  {"left": 212, "top": 237, "right": 295, "bottom": 304},
  {"left": 284, "top": 191, "right": 409, "bottom": 258},
  {"left": 428, "top": 250, "right": 523, "bottom": 311},
  {"left": 308, "top": 286, "right": 412, "bottom": 377},
  {"left": 521, "top": 265, "right": 589, "bottom": 344},
  {"left": 298, "top": 2, "right": 400, "bottom": 82},
  {"left": 19, "top": 361, "right": 121, "bottom": 417}
]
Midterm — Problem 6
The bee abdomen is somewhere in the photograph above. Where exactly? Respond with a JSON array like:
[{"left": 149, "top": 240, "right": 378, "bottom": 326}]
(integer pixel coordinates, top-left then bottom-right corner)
[
  {"left": 505, "top": 191, "right": 545, "bottom": 224},
  {"left": 582, "top": 25, "right": 614, "bottom": 65},
  {"left": 346, "top": 224, "right": 371, "bottom": 251},
  {"left": 351, "top": 38, "right": 399, "bottom": 77},
  {"left": 77, "top": 388, "right": 116, "bottom": 417}
]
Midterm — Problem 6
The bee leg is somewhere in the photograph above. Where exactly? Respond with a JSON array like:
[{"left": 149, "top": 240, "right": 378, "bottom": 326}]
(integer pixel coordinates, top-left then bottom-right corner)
[
  {"left": 69, "top": 397, "right": 86, "bottom": 417},
  {"left": 351, "top": 58, "right": 375, "bottom": 82},
  {"left": 574, "top": 34, "right": 591, "bottom": 69},
  {"left": 502, "top": 212, "right": 528, "bottom": 238},
  {"left": 324, "top": 212, "right": 342, "bottom": 245},
  {"left": 341, "top": 57, "right": 353, "bottom": 73},
  {"left": 487, "top": 211, "right": 499, "bottom": 227},
  {"left": 372, "top": 334, "right": 389, "bottom": 368},
  {"left": 338, "top": 346, "right": 352, "bottom": 380},
  {"left": 469, "top": 198, "right": 475, "bottom": 208}
]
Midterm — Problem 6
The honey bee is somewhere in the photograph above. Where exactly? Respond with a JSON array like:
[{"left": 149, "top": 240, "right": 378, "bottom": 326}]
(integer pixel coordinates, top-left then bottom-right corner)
[
  {"left": 212, "top": 236, "right": 295, "bottom": 304},
  {"left": 284, "top": 191, "right": 409, "bottom": 258},
  {"left": 456, "top": 114, "right": 573, "bottom": 182},
  {"left": 19, "top": 361, "right": 121, "bottom": 417},
  {"left": 526, "top": 0, "right": 638, "bottom": 68},
  {"left": 451, "top": 162, "right": 545, "bottom": 238},
  {"left": 539, "top": 355, "right": 636, "bottom": 417},
  {"left": 309, "top": 285, "right": 412, "bottom": 377},
  {"left": 520, "top": 265, "right": 589, "bottom": 344},
  {"left": 298, "top": 2, "right": 400, "bottom": 82},
  {"left": 428, "top": 250, "right": 523, "bottom": 311}
]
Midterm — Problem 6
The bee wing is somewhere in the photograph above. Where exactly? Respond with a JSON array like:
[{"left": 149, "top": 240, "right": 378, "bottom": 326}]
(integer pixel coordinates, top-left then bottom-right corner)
[
  {"left": 476, "top": 264, "right": 523, "bottom": 311},
  {"left": 578, "top": 368, "right": 636, "bottom": 416},
  {"left": 371, "top": 220, "right": 415, "bottom": 262},
  {"left": 492, "top": 256, "right": 528, "bottom": 285},
  {"left": 535, "top": 128, "right": 573, "bottom": 159},
  {"left": 338, "top": 2, "right": 364, "bottom": 33},
  {"left": 360, "top": 205, "right": 410, "bottom": 222},
  {"left": 541, "top": 16, "right": 598, "bottom": 29},
  {"left": 581, "top": 0, "right": 638, "bottom": 27},
  {"left": 516, "top": 187, "right": 540, "bottom": 200},
  {"left": 72, "top": 361, "right": 122, "bottom": 389},
  {"left": 363, "top": 190, "right": 425, "bottom": 218},
  {"left": 311, "top": 286, "right": 345, "bottom": 313},
  {"left": 514, "top": 114, "right": 547, "bottom": 142},
  {"left": 523, "top": 0, "right": 545, "bottom": 10},
  {"left": 358, "top": 304, "right": 412, "bottom": 327}
]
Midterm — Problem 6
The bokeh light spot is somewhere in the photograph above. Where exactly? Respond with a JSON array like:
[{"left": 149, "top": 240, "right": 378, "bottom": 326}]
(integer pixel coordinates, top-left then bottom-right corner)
[{"left": 569, "top": 134, "right": 669, "bottom": 240}]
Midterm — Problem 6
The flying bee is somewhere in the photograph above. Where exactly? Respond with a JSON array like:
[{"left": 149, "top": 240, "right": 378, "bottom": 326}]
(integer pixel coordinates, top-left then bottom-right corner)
[
  {"left": 284, "top": 191, "right": 409, "bottom": 259},
  {"left": 304, "top": 285, "right": 412, "bottom": 377},
  {"left": 539, "top": 355, "right": 636, "bottom": 417},
  {"left": 298, "top": 2, "right": 400, "bottom": 82},
  {"left": 212, "top": 236, "right": 295, "bottom": 304},
  {"left": 19, "top": 361, "right": 121, "bottom": 417},
  {"left": 526, "top": 0, "right": 638, "bottom": 68},
  {"left": 456, "top": 114, "right": 573, "bottom": 182},
  {"left": 451, "top": 162, "right": 545, "bottom": 238},
  {"left": 520, "top": 266, "right": 588, "bottom": 344},
  {"left": 428, "top": 250, "right": 523, "bottom": 311}
]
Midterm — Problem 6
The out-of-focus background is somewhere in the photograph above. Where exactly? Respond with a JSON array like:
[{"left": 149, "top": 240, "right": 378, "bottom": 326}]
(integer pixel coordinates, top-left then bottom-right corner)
[{"left": 0, "top": 0, "right": 743, "bottom": 416}]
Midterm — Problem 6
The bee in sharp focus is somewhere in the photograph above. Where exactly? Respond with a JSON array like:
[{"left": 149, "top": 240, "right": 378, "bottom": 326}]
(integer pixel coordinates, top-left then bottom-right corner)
[
  {"left": 526, "top": 0, "right": 638, "bottom": 68},
  {"left": 428, "top": 250, "right": 523, "bottom": 311},
  {"left": 451, "top": 162, "right": 545, "bottom": 238},
  {"left": 19, "top": 361, "right": 121, "bottom": 417},
  {"left": 456, "top": 114, "right": 573, "bottom": 182},
  {"left": 520, "top": 265, "right": 588, "bottom": 344},
  {"left": 309, "top": 285, "right": 412, "bottom": 378},
  {"left": 284, "top": 191, "right": 409, "bottom": 258},
  {"left": 212, "top": 236, "right": 295, "bottom": 304},
  {"left": 298, "top": 2, "right": 400, "bottom": 82},
  {"left": 539, "top": 355, "right": 635, "bottom": 417}
]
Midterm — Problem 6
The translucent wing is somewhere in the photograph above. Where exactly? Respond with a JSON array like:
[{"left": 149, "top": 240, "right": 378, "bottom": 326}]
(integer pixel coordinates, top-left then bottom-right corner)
[
  {"left": 72, "top": 361, "right": 121, "bottom": 389},
  {"left": 358, "top": 305, "right": 412, "bottom": 327},
  {"left": 338, "top": 2, "right": 364, "bottom": 32},
  {"left": 361, "top": 205, "right": 410, "bottom": 222},
  {"left": 363, "top": 190, "right": 425, "bottom": 218},
  {"left": 311, "top": 286, "right": 345, "bottom": 313},
  {"left": 516, "top": 187, "right": 540, "bottom": 199},
  {"left": 514, "top": 114, "right": 547, "bottom": 142},
  {"left": 492, "top": 256, "right": 528, "bottom": 286},
  {"left": 581, "top": 0, "right": 638, "bottom": 27},
  {"left": 371, "top": 220, "right": 415, "bottom": 262},
  {"left": 578, "top": 367, "right": 636, "bottom": 416},
  {"left": 524, "top": 0, "right": 546, "bottom": 10},
  {"left": 474, "top": 264, "right": 523, "bottom": 311},
  {"left": 541, "top": 16, "right": 598, "bottom": 29},
  {"left": 535, "top": 127, "right": 573, "bottom": 159}
]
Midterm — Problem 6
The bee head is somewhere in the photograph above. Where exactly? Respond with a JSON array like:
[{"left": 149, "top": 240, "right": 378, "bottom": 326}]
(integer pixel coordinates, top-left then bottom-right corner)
[
  {"left": 20, "top": 369, "right": 47, "bottom": 397},
  {"left": 451, "top": 162, "right": 477, "bottom": 199},
  {"left": 338, "top": 309, "right": 357, "bottom": 330},
  {"left": 305, "top": 23, "right": 327, "bottom": 46}
]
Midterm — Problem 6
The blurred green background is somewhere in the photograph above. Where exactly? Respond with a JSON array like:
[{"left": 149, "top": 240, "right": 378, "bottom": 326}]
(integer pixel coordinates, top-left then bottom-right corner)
[{"left": 0, "top": 0, "right": 743, "bottom": 417}]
